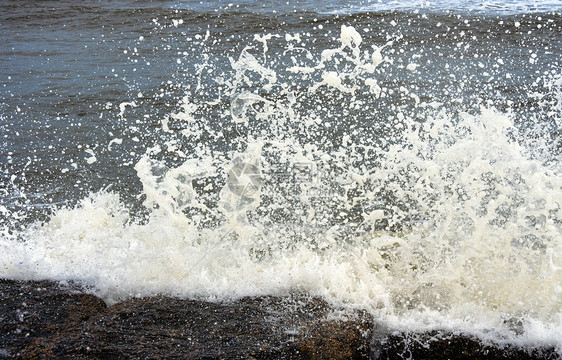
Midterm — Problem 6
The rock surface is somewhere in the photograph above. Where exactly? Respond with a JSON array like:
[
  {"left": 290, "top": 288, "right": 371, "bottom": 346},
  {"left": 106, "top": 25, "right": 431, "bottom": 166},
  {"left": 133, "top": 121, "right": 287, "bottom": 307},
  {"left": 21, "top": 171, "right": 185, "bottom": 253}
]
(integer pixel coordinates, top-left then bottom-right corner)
[
  {"left": 0, "top": 279, "right": 558, "bottom": 359},
  {"left": 1, "top": 280, "right": 372, "bottom": 359},
  {"left": 0, "top": 279, "right": 106, "bottom": 359},
  {"left": 378, "top": 331, "right": 559, "bottom": 360}
]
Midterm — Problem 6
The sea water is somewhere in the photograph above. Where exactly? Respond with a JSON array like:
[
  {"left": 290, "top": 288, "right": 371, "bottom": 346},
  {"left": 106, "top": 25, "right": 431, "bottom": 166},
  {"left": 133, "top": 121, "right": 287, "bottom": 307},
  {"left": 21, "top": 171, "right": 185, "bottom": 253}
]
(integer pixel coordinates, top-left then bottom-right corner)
[{"left": 1, "top": 0, "right": 561, "bottom": 354}]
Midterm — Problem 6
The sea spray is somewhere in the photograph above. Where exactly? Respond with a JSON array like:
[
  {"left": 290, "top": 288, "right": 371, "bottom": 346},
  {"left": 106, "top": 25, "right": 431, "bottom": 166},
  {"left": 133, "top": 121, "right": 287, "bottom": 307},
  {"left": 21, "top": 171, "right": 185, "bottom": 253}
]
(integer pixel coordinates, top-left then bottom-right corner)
[{"left": 1, "top": 23, "right": 561, "bottom": 353}]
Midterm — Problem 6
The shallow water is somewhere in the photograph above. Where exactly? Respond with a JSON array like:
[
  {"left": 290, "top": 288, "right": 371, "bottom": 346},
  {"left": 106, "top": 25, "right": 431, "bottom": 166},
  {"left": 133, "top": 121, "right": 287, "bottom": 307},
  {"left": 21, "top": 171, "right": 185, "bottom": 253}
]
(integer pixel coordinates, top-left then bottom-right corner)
[{"left": 1, "top": 0, "right": 561, "bottom": 354}]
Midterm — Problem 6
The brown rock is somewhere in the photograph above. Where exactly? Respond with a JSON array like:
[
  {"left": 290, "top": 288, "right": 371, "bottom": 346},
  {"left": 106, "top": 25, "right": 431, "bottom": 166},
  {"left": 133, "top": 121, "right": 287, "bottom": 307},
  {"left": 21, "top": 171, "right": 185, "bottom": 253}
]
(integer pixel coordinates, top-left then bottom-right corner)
[
  {"left": 1, "top": 280, "right": 373, "bottom": 359},
  {"left": 0, "top": 279, "right": 106, "bottom": 359}
]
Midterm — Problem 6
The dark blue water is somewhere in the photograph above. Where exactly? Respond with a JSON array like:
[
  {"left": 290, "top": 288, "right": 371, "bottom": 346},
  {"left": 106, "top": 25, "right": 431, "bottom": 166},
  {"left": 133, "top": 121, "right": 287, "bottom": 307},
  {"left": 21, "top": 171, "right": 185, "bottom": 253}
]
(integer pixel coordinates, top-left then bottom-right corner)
[{"left": 2, "top": 1, "right": 560, "bottom": 224}]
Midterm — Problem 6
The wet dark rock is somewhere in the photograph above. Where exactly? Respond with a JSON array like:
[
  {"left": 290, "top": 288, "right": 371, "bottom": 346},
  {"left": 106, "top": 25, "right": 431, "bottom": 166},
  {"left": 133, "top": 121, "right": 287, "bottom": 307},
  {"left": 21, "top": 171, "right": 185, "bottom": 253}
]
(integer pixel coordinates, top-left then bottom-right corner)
[
  {"left": 0, "top": 279, "right": 559, "bottom": 359},
  {"left": 0, "top": 279, "right": 106, "bottom": 359},
  {"left": 25, "top": 295, "right": 373, "bottom": 359},
  {"left": 1, "top": 280, "right": 372, "bottom": 359},
  {"left": 377, "top": 331, "right": 559, "bottom": 360}
]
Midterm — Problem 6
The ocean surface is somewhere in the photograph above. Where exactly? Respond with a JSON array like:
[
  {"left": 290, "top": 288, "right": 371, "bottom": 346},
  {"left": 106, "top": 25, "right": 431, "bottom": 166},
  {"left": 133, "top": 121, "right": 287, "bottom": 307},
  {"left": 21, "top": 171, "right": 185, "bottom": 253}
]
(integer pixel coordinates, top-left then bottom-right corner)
[{"left": 1, "top": 0, "right": 561, "bottom": 354}]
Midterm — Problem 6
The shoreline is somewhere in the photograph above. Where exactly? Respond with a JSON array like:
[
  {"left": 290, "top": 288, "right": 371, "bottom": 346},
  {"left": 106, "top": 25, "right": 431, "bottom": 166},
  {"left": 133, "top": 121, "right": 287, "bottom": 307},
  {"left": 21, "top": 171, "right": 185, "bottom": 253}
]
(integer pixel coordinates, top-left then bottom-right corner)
[{"left": 0, "top": 279, "right": 558, "bottom": 359}]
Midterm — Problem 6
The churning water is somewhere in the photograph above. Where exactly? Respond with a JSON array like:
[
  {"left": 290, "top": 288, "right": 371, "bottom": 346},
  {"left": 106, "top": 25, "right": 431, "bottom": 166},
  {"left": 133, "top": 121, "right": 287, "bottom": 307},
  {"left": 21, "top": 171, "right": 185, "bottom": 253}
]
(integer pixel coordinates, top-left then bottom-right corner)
[{"left": 1, "top": 0, "right": 561, "bottom": 354}]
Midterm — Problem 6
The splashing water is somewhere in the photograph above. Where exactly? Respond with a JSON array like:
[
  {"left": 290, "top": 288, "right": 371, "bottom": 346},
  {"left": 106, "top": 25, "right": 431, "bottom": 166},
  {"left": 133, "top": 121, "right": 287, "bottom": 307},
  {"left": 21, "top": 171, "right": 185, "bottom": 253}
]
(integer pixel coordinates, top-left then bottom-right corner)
[{"left": 1, "top": 21, "right": 561, "bottom": 353}]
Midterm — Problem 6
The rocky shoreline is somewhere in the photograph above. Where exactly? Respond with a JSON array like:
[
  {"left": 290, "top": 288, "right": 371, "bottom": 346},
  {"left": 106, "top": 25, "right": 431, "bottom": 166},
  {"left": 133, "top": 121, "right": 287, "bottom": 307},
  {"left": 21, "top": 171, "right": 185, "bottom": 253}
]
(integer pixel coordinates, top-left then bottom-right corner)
[{"left": 0, "top": 279, "right": 558, "bottom": 359}]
